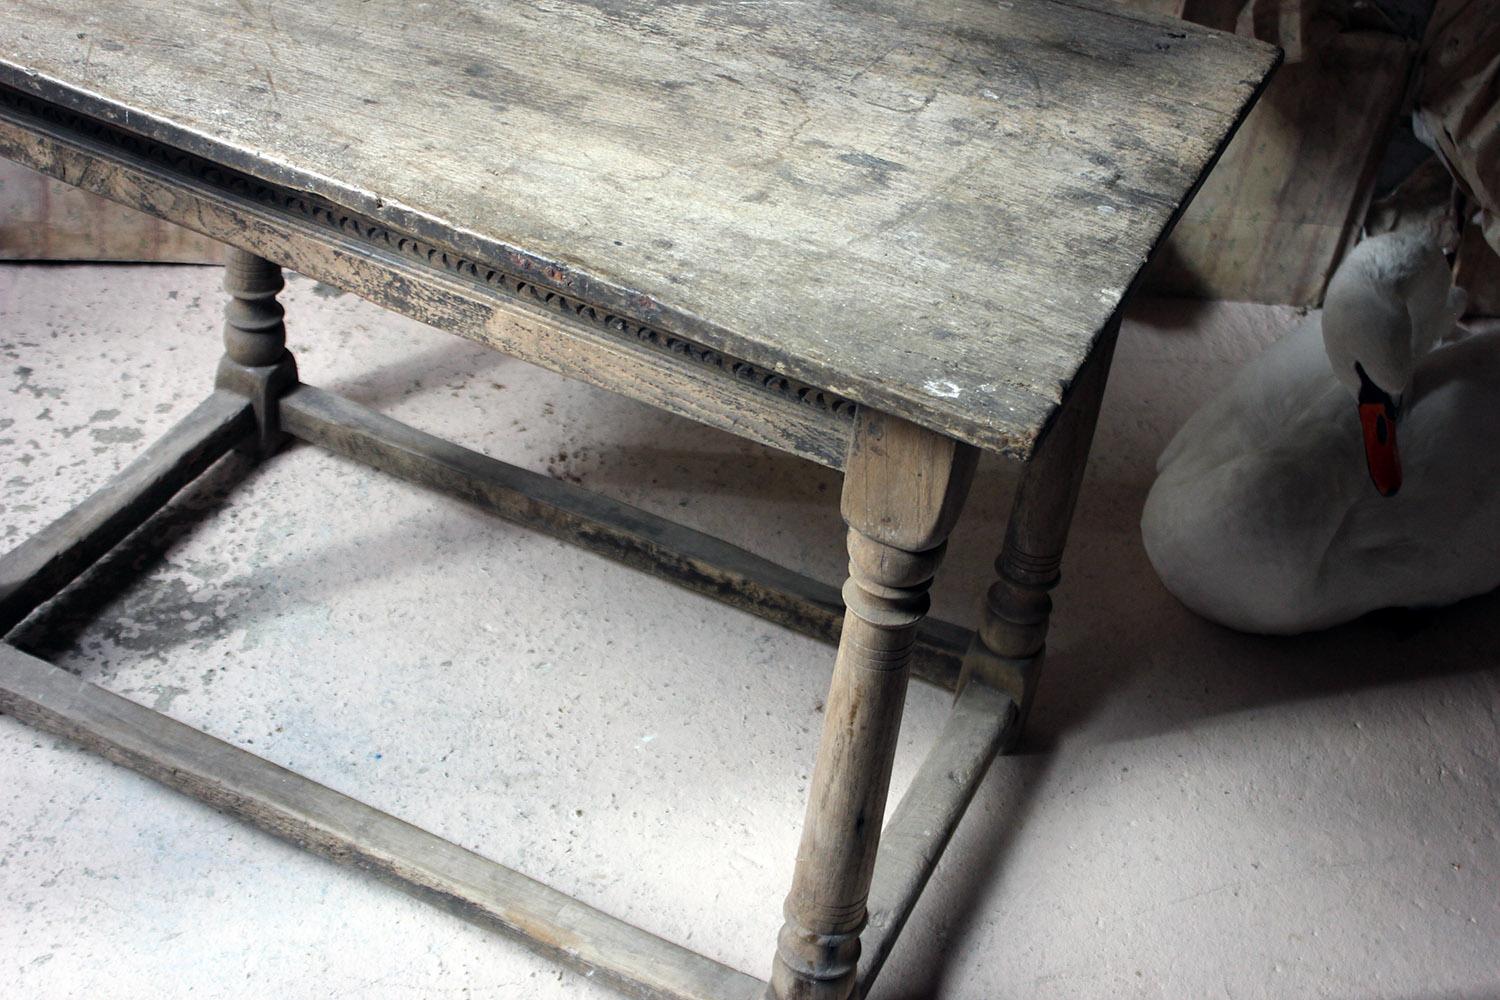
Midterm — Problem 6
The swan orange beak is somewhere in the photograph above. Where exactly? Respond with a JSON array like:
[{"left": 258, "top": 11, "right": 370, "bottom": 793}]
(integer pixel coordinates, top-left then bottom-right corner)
[{"left": 1358, "top": 401, "right": 1401, "bottom": 497}]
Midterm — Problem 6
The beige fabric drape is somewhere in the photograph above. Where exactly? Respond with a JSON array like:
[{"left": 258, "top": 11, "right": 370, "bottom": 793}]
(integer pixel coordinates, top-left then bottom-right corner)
[{"left": 1415, "top": 0, "right": 1500, "bottom": 254}]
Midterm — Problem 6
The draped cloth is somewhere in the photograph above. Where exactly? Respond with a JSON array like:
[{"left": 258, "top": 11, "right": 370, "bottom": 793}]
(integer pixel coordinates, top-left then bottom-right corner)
[{"left": 1415, "top": 0, "right": 1500, "bottom": 256}]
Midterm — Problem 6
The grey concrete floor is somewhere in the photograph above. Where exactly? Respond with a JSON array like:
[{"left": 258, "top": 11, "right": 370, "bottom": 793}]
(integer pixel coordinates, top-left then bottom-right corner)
[{"left": 0, "top": 263, "right": 1497, "bottom": 999}]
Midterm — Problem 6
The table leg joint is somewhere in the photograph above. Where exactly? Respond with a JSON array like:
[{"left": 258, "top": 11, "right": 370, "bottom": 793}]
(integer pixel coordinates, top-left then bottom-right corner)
[
  {"left": 215, "top": 353, "right": 298, "bottom": 455},
  {"left": 215, "top": 246, "right": 299, "bottom": 455}
]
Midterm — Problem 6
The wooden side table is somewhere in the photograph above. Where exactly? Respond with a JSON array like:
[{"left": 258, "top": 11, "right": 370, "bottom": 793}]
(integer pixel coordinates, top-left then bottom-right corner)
[{"left": 0, "top": 3, "right": 1276, "bottom": 997}]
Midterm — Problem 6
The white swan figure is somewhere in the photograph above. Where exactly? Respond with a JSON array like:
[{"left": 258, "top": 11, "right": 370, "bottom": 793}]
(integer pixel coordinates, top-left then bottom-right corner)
[{"left": 1141, "top": 228, "right": 1498, "bottom": 634}]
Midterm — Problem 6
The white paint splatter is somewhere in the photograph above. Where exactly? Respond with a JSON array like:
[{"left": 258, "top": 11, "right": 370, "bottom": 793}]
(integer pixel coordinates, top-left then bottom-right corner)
[{"left": 924, "top": 379, "right": 963, "bottom": 399}]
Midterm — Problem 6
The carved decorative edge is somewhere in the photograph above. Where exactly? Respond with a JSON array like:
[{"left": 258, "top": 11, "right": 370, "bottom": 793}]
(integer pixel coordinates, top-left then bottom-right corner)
[{"left": 0, "top": 83, "right": 857, "bottom": 423}]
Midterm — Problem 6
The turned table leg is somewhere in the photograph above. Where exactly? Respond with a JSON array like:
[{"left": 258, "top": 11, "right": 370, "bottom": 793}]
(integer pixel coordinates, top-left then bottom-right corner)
[
  {"left": 959, "top": 325, "right": 1119, "bottom": 734},
  {"left": 216, "top": 247, "right": 298, "bottom": 455},
  {"left": 770, "top": 410, "right": 977, "bottom": 1000}
]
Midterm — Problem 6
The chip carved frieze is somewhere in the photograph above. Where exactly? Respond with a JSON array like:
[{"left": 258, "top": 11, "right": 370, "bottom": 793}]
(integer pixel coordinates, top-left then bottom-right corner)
[{"left": 0, "top": 84, "right": 857, "bottom": 422}]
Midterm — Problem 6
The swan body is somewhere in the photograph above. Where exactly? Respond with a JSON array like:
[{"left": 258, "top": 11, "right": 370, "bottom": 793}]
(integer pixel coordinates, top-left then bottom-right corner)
[{"left": 1142, "top": 230, "right": 1500, "bottom": 634}]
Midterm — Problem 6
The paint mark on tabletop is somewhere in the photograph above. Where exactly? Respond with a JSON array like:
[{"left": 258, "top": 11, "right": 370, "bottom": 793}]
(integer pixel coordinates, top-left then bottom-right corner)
[{"left": 838, "top": 151, "right": 908, "bottom": 187}]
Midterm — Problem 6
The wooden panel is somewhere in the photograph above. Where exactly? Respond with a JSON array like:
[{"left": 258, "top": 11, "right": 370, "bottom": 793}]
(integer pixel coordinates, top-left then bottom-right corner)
[
  {"left": 0, "top": 0, "right": 1276, "bottom": 457},
  {"left": 0, "top": 643, "right": 768, "bottom": 1000},
  {"left": 1144, "top": 28, "right": 1413, "bottom": 304},
  {"left": 0, "top": 158, "right": 222, "bottom": 261}
]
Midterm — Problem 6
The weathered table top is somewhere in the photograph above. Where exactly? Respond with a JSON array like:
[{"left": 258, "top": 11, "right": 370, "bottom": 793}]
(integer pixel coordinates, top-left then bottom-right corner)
[{"left": 0, "top": 0, "right": 1274, "bottom": 457}]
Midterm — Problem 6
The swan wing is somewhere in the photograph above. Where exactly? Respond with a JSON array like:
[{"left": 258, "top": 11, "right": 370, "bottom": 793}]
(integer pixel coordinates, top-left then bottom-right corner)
[
  {"left": 1156, "top": 315, "right": 1328, "bottom": 478},
  {"left": 1402, "top": 236, "right": 1462, "bottom": 360}
]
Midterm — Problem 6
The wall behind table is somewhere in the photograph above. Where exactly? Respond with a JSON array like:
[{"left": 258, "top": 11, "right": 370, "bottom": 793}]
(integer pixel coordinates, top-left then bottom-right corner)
[
  {"left": 0, "top": 159, "right": 223, "bottom": 263},
  {"left": 1124, "top": 0, "right": 1417, "bottom": 306},
  {"left": 1145, "top": 30, "right": 1413, "bottom": 305}
]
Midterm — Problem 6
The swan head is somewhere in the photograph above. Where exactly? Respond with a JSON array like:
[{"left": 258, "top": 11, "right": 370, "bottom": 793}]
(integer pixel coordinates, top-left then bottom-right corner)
[{"left": 1321, "top": 229, "right": 1456, "bottom": 497}]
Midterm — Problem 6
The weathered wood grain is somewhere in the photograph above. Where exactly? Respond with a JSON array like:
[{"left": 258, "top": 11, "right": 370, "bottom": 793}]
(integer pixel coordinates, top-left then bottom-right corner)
[
  {"left": 856, "top": 682, "right": 1016, "bottom": 997},
  {"left": 0, "top": 5, "right": 1279, "bottom": 995},
  {"left": 0, "top": 391, "right": 253, "bottom": 635},
  {"left": 0, "top": 0, "right": 1275, "bottom": 457},
  {"left": 0, "top": 103, "right": 852, "bottom": 469},
  {"left": 772, "top": 413, "right": 977, "bottom": 1000},
  {"left": 0, "top": 642, "right": 768, "bottom": 1000},
  {"left": 279, "top": 383, "right": 969, "bottom": 688},
  {"left": 961, "top": 324, "right": 1119, "bottom": 730}
]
